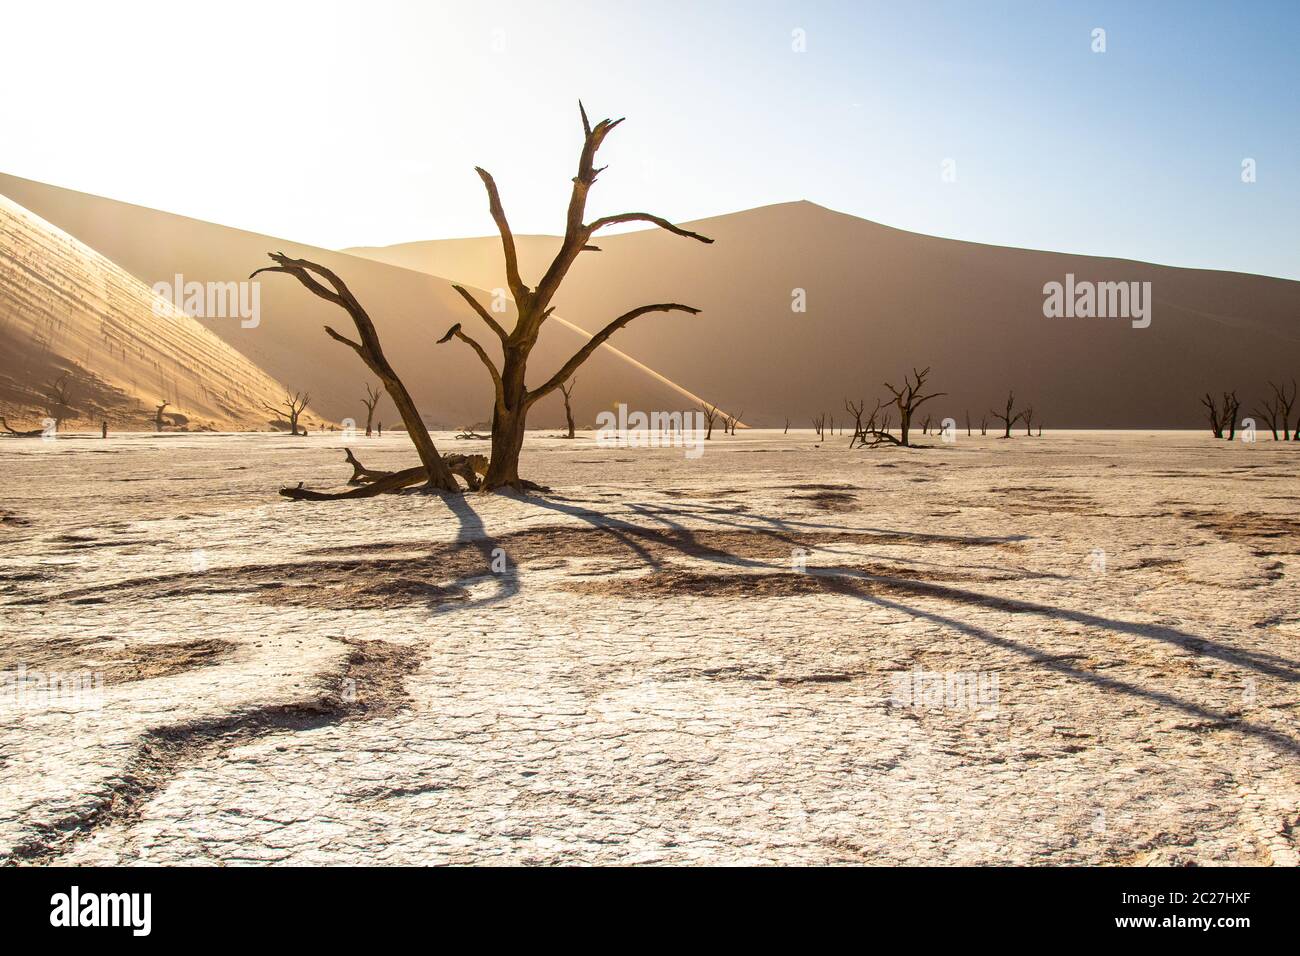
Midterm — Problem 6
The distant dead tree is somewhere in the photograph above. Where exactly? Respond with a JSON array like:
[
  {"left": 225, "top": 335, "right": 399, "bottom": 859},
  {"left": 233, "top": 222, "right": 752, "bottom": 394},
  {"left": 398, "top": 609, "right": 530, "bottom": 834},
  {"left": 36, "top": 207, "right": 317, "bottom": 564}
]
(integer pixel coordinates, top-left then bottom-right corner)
[
  {"left": 154, "top": 401, "right": 170, "bottom": 433},
  {"left": 701, "top": 403, "right": 720, "bottom": 440},
  {"left": 979, "top": 415, "right": 988, "bottom": 436},
  {"left": 1200, "top": 391, "right": 1239, "bottom": 439},
  {"left": 729, "top": 410, "right": 744, "bottom": 435},
  {"left": 845, "top": 398, "right": 866, "bottom": 447},
  {"left": 1223, "top": 391, "right": 1241, "bottom": 441},
  {"left": 261, "top": 391, "right": 312, "bottom": 437},
  {"left": 991, "top": 390, "right": 1025, "bottom": 439},
  {"left": 784, "top": 418, "right": 790, "bottom": 434},
  {"left": 812, "top": 413, "right": 827, "bottom": 440},
  {"left": 1255, "top": 379, "right": 1296, "bottom": 441},
  {"left": 1023, "top": 406, "right": 1034, "bottom": 436},
  {"left": 965, "top": 411, "right": 971, "bottom": 437},
  {"left": 558, "top": 378, "right": 577, "bottom": 439},
  {"left": 45, "top": 373, "right": 74, "bottom": 429},
  {"left": 871, "top": 367, "right": 945, "bottom": 447},
  {"left": 921, "top": 414, "right": 932, "bottom": 435},
  {"left": 436, "top": 102, "right": 712, "bottom": 491},
  {"left": 361, "top": 382, "right": 382, "bottom": 437},
  {"left": 252, "top": 254, "right": 461, "bottom": 495}
]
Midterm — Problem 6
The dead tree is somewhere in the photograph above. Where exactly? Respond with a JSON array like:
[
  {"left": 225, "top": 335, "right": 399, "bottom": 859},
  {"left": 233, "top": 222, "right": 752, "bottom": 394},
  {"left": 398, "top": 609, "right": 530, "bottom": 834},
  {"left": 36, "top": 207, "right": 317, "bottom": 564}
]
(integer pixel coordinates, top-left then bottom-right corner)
[
  {"left": 845, "top": 398, "right": 866, "bottom": 447},
  {"left": 361, "top": 382, "right": 382, "bottom": 437},
  {"left": 558, "top": 378, "right": 577, "bottom": 439},
  {"left": 1270, "top": 379, "right": 1296, "bottom": 440},
  {"left": 979, "top": 416, "right": 988, "bottom": 436},
  {"left": 261, "top": 391, "right": 311, "bottom": 437},
  {"left": 701, "top": 403, "right": 719, "bottom": 440},
  {"left": 1201, "top": 391, "right": 1239, "bottom": 439},
  {"left": 1223, "top": 391, "right": 1241, "bottom": 441},
  {"left": 154, "top": 401, "right": 170, "bottom": 433},
  {"left": 1023, "top": 406, "right": 1034, "bottom": 436},
  {"left": 1253, "top": 391, "right": 1281, "bottom": 441},
  {"left": 991, "top": 390, "right": 1025, "bottom": 439},
  {"left": 45, "top": 373, "right": 74, "bottom": 429},
  {"left": 729, "top": 410, "right": 744, "bottom": 435},
  {"left": 784, "top": 418, "right": 790, "bottom": 434},
  {"left": 921, "top": 414, "right": 932, "bottom": 435},
  {"left": 965, "top": 411, "right": 971, "bottom": 437},
  {"left": 812, "top": 413, "right": 826, "bottom": 440},
  {"left": 252, "top": 254, "right": 460, "bottom": 494},
  {"left": 879, "top": 367, "right": 945, "bottom": 447},
  {"left": 436, "top": 103, "right": 712, "bottom": 491},
  {"left": 721, "top": 412, "right": 735, "bottom": 435}
]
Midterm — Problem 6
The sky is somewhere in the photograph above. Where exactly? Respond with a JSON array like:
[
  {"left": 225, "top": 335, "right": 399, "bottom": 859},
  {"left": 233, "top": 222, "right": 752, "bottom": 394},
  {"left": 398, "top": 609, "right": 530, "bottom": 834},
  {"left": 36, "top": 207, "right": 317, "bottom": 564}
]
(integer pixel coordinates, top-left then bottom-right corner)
[{"left": 2, "top": 0, "right": 1298, "bottom": 277}]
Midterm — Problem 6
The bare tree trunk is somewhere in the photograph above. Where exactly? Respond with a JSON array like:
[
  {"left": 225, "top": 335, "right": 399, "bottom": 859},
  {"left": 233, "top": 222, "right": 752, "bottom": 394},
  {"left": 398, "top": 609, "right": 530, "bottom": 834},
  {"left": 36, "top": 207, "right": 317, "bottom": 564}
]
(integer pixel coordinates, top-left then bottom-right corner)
[
  {"left": 436, "top": 103, "right": 712, "bottom": 491},
  {"left": 992, "top": 390, "right": 1023, "bottom": 439},
  {"left": 362, "top": 382, "right": 381, "bottom": 437},
  {"left": 558, "top": 378, "right": 577, "bottom": 439}
]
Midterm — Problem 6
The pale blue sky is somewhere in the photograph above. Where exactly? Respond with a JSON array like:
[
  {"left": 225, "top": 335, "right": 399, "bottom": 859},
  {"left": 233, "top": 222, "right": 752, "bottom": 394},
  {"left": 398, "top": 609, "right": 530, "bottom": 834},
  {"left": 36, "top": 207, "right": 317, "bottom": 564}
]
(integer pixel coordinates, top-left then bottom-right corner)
[{"left": 2, "top": 0, "right": 1297, "bottom": 277}]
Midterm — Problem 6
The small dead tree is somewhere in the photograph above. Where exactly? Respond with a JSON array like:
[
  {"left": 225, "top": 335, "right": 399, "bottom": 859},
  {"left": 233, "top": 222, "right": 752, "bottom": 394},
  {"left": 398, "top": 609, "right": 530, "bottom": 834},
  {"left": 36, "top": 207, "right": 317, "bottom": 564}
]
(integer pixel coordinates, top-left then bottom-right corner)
[
  {"left": 1201, "top": 391, "right": 1239, "bottom": 439},
  {"left": 812, "top": 413, "right": 826, "bottom": 440},
  {"left": 436, "top": 103, "right": 712, "bottom": 491},
  {"left": 701, "top": 403, "right": 719, "bottom": 440},
  {"left": 784, "top": 418, "right": 790, "bottom": 435},
  {"left": 965, "top": 411, "right": 971, "bottom": 437},
  {"left": 845, "top": 398, "right": 866, "bottom": 447},
  {"left": 558, "top": 378, "right": 577, "bottom": 439},
  {"left": 1271, "top": 379, "right": 1296, "bottom": 440},
  {"left": 262, "top": 391, "right": 311, "bottom": 437},
  {"left": 730, "top": 410, "right": 744, "bottom": 435},
  {"left": 45, "top": 373, "right": 74, "bottom": 429},
  {"left": 921, "top": 414, "right": 932, "bottom": 435},
  {"left": 1024, "top": 405, "right": 1034, "bottom": 436},
  {"left": 251, "top": 254, "right": 460, "bottom": 494},
  {"left": 991, "top": 390, "right": 1025, "bottom": 439},
  {"left": 1223, "top": 391, "right": 1241, "bottom": 441},
  {"left": 361, "top": 382, "right": 382, "bottom": 437},
  {"left": 979, "top": 415, "right": 988, "bottom": 436},
  {"left": 882, "top": 367, "right": 945, "bottom": 447}
]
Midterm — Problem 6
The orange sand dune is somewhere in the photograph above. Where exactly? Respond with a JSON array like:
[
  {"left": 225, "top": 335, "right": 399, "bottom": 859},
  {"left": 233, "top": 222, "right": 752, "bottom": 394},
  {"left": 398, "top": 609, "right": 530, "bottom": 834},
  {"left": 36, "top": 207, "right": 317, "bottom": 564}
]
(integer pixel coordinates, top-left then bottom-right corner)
[
  {"left": 0, "top": 174, "right": 711, "bottom": 431},
  {"left": 348, "top": 202, "right": 1300, "bottom": 428},
  {"left": 0, "top": 194, "right": 305, "bottom": 431}
]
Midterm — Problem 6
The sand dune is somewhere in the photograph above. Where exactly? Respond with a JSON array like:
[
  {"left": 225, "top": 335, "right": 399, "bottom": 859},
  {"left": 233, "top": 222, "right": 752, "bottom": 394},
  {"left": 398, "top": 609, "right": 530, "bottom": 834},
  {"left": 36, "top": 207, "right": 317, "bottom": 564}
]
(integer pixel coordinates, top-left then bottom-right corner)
[
  {"left": 0, "top": 194, "right": 303, "bottom": 431},
  {"left": 0, "top": 174, "right": 711, "bottom": 431},
  {"left": 348, "top": 202, "right": 1300, "bottom": 428}
]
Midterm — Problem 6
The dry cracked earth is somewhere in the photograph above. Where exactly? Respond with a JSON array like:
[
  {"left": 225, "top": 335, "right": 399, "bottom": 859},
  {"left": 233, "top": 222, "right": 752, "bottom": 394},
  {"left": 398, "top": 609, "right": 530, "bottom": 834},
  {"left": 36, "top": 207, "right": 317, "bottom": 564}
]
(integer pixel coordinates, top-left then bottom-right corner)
[{"left": 0, "top": 429, "right": 1297, "bottom": 865}]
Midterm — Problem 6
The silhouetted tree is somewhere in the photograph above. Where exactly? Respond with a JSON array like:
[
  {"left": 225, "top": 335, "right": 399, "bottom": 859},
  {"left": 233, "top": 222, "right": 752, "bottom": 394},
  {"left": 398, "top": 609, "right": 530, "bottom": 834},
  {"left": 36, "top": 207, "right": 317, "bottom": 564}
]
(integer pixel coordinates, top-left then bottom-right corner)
[
  {"left": 45, "top": 373, "right": 74, "bottom": 429},
  {"left": 701, "top": 403, "right": 719, "bottom": 440},
  {"left": 436, "top": 103, "right": 712, "bottom": 491},
  {"left": 882, "top": 367, "right": 945, "bottom": 447},
  {"left": 154, "top": 401, "right": 170, "bottom": 433},
  {"left": 991, "top": 390, "right": 1025, "bottom": 439},
  {"left": 361, "top": 382, "right": 382, "bottom": 437},
  {"left": 558, "top": 378, "right": 577, "bottom": 439},
  {"left": 261, "top": 391, "right": 311, "bottom": 437}
]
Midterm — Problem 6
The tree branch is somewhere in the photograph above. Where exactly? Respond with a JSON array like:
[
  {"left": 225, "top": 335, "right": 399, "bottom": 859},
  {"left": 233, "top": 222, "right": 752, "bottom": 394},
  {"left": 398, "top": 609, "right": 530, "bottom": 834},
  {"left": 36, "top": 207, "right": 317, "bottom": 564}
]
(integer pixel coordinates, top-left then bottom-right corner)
[
  {"left": 451, "top": 284, "right": 508, "bottom": 342},
  {"left": 587, "top": 212, "right": 714, "bottom": 245},
  {"left": 436, "top": 323, "right": 505, "bottom": 408},
  {"left": 528, "top": 303, "right": 700, "bottom": 404},
  {"left": 473, "top": 167, "right": 529, "bottom": 307}
]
